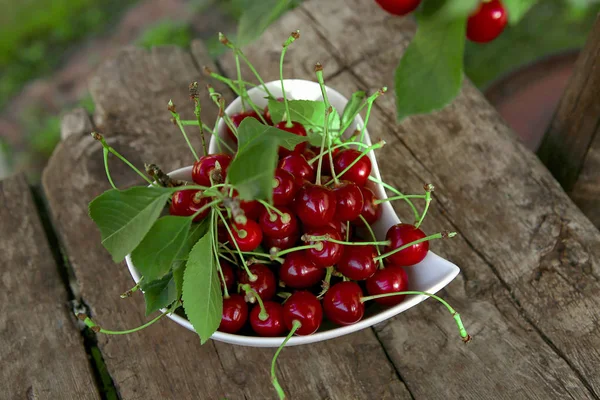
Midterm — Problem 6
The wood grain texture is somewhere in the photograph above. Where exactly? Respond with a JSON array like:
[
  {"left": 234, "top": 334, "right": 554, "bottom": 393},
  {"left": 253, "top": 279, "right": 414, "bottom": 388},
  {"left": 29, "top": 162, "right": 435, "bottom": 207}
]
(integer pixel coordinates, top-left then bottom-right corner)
[
  {"left": 571, "top": 131, "right": 600, "bottom": 228},
  {"left": 42, "top": 43, "right": 410, "bottom": 400},
  {"left": 216, "top": 0, "right": 600, "bottom": 398},
  {"left": 538, "top": 15, "right": 600, "bottom": 192},
  {"left": 0, "top": 175, "right": 99, "bottom": 400}
]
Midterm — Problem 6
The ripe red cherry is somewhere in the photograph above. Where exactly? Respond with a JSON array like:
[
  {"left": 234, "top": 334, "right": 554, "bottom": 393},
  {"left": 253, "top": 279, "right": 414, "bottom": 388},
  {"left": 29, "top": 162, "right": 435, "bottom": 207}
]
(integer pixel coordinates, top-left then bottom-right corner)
[
  {"left": 191, "top": 154, "right": 232, "bottom": 186},
  {"left": 263, "top": 231, "right": 299, "bottom": 251},
  {"left": 273, "top": 168, "right": 298, "bottom": 206},
  {"left": 336, "top": 245, "right": 377, "bottom": 280},
  {"left": 467, "top": 0, "right": 508, "bottom": 43},
  {"left": 328, "top": 219, "right": 352, "bottom": 241},
  {"left": 333, "top": 149, "right": 372, "bottom": 186},
  {"left": 352, "top": 186, "right": 381, "bottom": 226},
  {"left": 279, "top": 251, "right": 325, "bottom": 289},
  {"left": 169, "top": 190, "right": 210, "bottom": 222},
  {"left": 303, "top": 225, "right": 344, "bottom": 267},
  {"left": 384, "top": 223, "right": 429, "bottom": 266},
  {"left": 293, "top": 183, "right": 336, "bottom": 228},
  {"left": 238, "top": 264, "right": 277, "bottom": 301},
  {"left": 250, "top": 301, "right": 287, "bottom": 337},
  {"left": 278, "top": 154, "right": 315, "bottom": 186},
  {"left": 283, "top": 291, "right": 323, "bottom": 335},
  {"left": 231, "top": 190, "right": 261, "bottom": 220},
  {"left": 220, "top": 261, "right": 236, "bottom": 292},
  {"left": 323, "top": 281, "right": 365, "bottom": 326},
  {"left": 227, "top": 110, "right": 260, "bottom": 143},
  {"left": 228, "top": 220, "right": 263, "bottom": 251},
  {"left": 319, "top": 147, "right": 340, "bottom": 175},
  {"left": 375, "top": 0, "right": 421, "bottom": 16},
  {"left": 275, "top": 121, "right": 307, "bottom": 156},
  {"left": 365, "top": 265, "right": 409, "bottom": 306},
  {"left": 258, "top": 206, "right": 298, "bottom": 239},
  {"left": 219, "top": 294, "right": 248, "bottom": 333},
  {"left": 332, "top": 181, "right": 364, "bottom": 221}
]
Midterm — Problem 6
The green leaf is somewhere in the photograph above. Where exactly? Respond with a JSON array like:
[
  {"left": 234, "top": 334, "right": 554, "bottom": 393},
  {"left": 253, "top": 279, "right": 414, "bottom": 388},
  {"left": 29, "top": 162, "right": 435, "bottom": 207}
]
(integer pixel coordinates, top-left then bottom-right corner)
[
  {"left": 237, "top": 0, "right": 299, "bottom": 46},
  {"left": 141, "top": 272, "right": 177, "bottom": 316},
  {"left": 131, "top": 216, "right": 191, "bottom": 281},
  {"left": 229, "top": 117, "right": 308, "bottom": 202},
  {"left": 502, "top": 0, "right": 538, "bottom": 24},
  {"left": 423, "top": 0, "right": 479, "bottom": 19},
  {"left": 394, "top": 12, "right": 466, "bottom": 121},
  {"left": 89, "top": 187, "right": 172, "bottom": 262},
  {"left": 341, "top": 91, "right": 366, "bottom": 130},
  {"left": 172, "top": 220, "right": 211, "bottom": 295},
  {"left": 182, "top": 229, "right": 222, "bottom": 344}
]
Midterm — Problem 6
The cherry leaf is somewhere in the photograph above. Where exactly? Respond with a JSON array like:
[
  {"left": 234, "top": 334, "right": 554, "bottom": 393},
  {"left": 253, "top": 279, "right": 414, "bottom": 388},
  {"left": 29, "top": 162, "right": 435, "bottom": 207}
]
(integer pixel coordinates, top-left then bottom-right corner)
[
  {"left": 172, "top": 220, "right": 211, "bottom": 295},
  {"left": 394, "top": 11, "right": 466, "bottom": 121},
  {"left": 502, "top": 0, "right": 537, "bottom": 24},
  {"left": 182, "top": 228, "right": 222, "bottom": 344},
  {"left": 140, "top": 272, "right": 177, "bottom": 316},
  {"left": 89, "top": 187, "right": 173, "bottom": 262},
  {"left": 237, "top": 0, "right": 300, "bottom": 46},
  {"left": 341, "top": 90, "right": 366, "bottom": 130}
]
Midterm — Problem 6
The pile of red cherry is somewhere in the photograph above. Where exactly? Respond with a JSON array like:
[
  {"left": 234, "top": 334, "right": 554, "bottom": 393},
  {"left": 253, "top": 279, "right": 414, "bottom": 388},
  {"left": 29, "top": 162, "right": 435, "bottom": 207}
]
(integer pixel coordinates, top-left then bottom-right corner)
[
  {"left": 169, "top": 103, "right": 433, "bottom": 338},
  {"left": 375, "top": 0, "right": 508, "bottom": 43}
]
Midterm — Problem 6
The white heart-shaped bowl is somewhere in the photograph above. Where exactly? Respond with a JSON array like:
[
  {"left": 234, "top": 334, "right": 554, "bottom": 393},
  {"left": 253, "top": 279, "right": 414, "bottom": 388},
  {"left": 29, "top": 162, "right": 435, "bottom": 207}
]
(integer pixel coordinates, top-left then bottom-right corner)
[{"left": 126, "top": 79, "right": 459, "bottom": 347}]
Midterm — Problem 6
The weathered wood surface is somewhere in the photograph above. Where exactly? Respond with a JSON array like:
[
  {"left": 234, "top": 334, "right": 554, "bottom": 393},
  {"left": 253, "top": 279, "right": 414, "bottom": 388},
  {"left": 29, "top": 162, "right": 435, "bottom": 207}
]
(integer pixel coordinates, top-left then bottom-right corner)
[
  {"left": 42, "top": 45, "right": 410, "bottom": 399},
  {"left": 571, "top": 130, "right": 600, "bottom": 228},
  {"left": 0, "top": 175, "right": 100, "bottom": 400},
  {"left": 538, "top": 14, "right": 600, "bottom": 197},
  {"left": 218, "top": 0, "right": 600, "bottom": 398}
]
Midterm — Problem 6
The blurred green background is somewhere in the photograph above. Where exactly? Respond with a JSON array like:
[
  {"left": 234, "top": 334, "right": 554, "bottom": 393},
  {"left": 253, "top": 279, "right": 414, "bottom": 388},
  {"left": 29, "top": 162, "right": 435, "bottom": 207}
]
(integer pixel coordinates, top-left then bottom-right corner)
[{"left": 0, "top": 0, "right": 598, "bottom": 182}]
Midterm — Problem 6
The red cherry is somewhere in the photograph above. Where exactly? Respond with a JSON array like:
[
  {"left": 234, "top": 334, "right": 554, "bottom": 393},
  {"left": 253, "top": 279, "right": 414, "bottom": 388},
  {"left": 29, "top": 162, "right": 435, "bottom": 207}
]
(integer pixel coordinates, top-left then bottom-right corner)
[
  {"left": 336, "top": 245, "right": 377, "bottom": 280},
  {"left": 258, "top": 206, "right": 298, "bottom": 239},
  {"left": 191, "top": 154, "right": 232, "bottom": 186},
  {"left": 228, "top": 220, "right": 263, "bottom": 251},
  {"left": 352, "top": 186, "right": 381, "bottom": 226},
  {"left": 303, "top": 147, "right": 317, "bottom": 162},
  {"left": 365, "top": 265, "right": 409, "bottom": 306},
  {"left": 375, "top": 0, "right": 421, "bottom": 15},
  {"left": 250, "top": 301, "right": 287, "bottom": 337},
  {"left": 328, "top": 219, "right": 352, "bottom": 241},
  {"left": 333, "top": 149, "right": 372, "bottom": 187},
  {"left": 283, "top": 291, "right": 323, "bottom": 335},
  {"left": 169, "top": 190, "right": 210, "bottom": 222},
  {"left": 384, "top": 223, "right": 429, "bottom": 266},
  {"left": 318, "top": 147, "right": 340, "bottom": 175},
  {"left": 238, "top": 264, "right": 277, "bottom": 301},
  {"left": 273, "top": 168, "right": 298, "bottom": 206},
  {"left": 323, "top": 281, "right": 365, "bottom": 326},
  {"left": 303, "top": 225, "right": 344, "bottom": 267},
  {"left": 263, "top": 231, "right": 299, "bottom": 251},
  {"left": 227, "top": 110, "right": 260, "bottom": 143},
  {"left": 278, "top": 154, "right": 315, "bottom": 186},
  {"left": 231, "top": 189, "right": 261, "bottom": 220},
  {"left": 293, "top": 183, "right": 336, "bottom": 228},
  {"left": 220, "top": 261, "right": 237, "bottom": 292},
  {"left": 275, "top": 121, "right": 307, "bottom": 156},
  {"left": 467, "top": 0, "right": 508, "bottom": 43},
  {"left": 279, "top": 251, "right": 325, "bottom": 289},
  {"left": 332, "top": 181, "right": 364, "bottom": 221},
  {"left": 219, "top": 294, "right": 248, "bottom": 333}
]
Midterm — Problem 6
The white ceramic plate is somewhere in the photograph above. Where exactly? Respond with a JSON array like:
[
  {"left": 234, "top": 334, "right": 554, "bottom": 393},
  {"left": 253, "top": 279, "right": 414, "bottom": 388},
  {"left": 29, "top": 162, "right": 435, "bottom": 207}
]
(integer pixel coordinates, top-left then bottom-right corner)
[{"left": 126, "top": 80, "right": 459, "bottom": 347}]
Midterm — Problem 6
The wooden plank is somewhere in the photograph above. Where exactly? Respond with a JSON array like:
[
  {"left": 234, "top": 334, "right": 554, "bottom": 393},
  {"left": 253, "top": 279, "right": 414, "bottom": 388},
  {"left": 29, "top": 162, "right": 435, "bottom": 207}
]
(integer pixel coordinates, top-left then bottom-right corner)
[
  {"left": 537, "top": 15, "right": 600, "bottom": 192},
  {"left": 217, "top": 0, "right": 600, "bottom": 398},
  {"left": 42, "top": 43, "right": 411, "bottom": 400},
  {"left": 0, "top": 175, "right": 100, "bottom": 400},
  {"left": 571, "top": 131, "right": 600, "bottom": 228}
]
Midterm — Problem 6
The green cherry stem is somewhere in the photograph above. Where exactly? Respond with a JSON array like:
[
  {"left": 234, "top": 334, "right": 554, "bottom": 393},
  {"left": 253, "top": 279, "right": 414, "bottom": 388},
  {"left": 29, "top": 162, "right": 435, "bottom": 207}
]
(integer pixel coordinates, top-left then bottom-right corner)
[
  {"left": 234, "top": 54, "right": 246, "bottom": 111},
  {"left": 207, "top": 85, "right": 239, "bottom": 143},
  {"left": 102, "top": 147, "right": 118, "bottom": 190},
  {"left": 374, "top": 231, "right": 456, "bottom": 262},
  {"left": 360, "top": 291, "right": 470, "bottom": 342},
  {"left": 168, "top": 100, "right": 200, "bottom": 161},
  {"left": 215, "top": 208, "right": 257, "bottom": 281},
  {"left": 275, "top": 243, "right": 322, "bottom": 258},
  {"left": 258, "top": 200, "right": 287, "bottom": 220},
  {"left": 368, "top": 176, "right": 420, "bottom": 222},
  {"left": 120, "top": 279, "right": 142, "bottom": 298},
  {"left": 358, "top": 215, "right": 385, "bottom": 269},
  {"left": 217, "top": 252, "right": 237, "bottom": 265},
  {"left": 315, "top": 63, "right": 338, "bottom": 185},
  {"left": 271, "top": 320, "right": 301, "bottom": 399},
  {"left": 91, "top": 132, "right": 154, "bottom": 185},
  {"left": 212, "top": 209, "right": 230, "bottom": 298},
  {"left": 327, "top": 141, "right": 385, "bottom": 185},
  {"left": 78, "top": 302, "right": 179, "bottom": 335},
  {"left": 189, "top": 198, "right": 222, "bottom": 220},
  {"left": 317, "top": 266, "right": 334, "bottom": 299},
  {"left": 358, "top": 88, "right": 386, "bottom": 144},
  {"left": 314, "top": 106, "right": 332, "bottom": 186},
  {"left": 414, "top": 184, "right": 434, "bottom": 229},
  {"left": 280, "top": 31, "right": 300, "bottom": 128},
  {"left": 303, "top": 234, "right": 389, "bottom": 247},
  {"left": 189, "top": 82, "right": 207, "bottom": 157},
  {"left": 241, "top": 284, "right": 269, "bottom": 321},
  {"left": 307, "top": 141, "right": 371, "bottom": 164},
  {"left": 373, "top": 194, "right": 427, "bottom": 205},
  {"left": 339, "top": 88, "right": 386, "bottom": 136}
]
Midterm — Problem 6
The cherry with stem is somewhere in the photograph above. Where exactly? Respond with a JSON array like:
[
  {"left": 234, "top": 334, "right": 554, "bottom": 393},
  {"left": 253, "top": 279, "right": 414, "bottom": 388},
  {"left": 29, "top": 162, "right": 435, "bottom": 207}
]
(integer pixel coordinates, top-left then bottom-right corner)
[
  {"left": 215, "top": 208, "right": 257, "bottom": 281},
  {"left": 168, "top": 100, "right": 200, "bottom": 161},
  {"left": 414, "top": 183, "right": 434, "bottom": 229},
  {"left": 374, "top": 231, "right": 456, "bottom": 262},
  {"left": 368, "top": 176, "right": 420, "bottom": 222},
  {"left": 358, "top": 215, "right": 385, "bottom": 269},
  {"left": 315, "top": 62, "right": 339, "bottom": 185},
  {"left": 241, "top": 284, "right": 269, "bottom": 321},
  {"left": 212, "top": 209, "right": 230, "bottom": 298}
]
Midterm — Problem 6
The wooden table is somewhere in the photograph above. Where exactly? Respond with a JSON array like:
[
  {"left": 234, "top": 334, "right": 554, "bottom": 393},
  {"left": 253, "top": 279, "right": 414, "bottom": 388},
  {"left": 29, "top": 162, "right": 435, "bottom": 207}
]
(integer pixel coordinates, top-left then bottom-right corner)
[{"left": 3, "top": 1, "right": 600, "bottom": 399}]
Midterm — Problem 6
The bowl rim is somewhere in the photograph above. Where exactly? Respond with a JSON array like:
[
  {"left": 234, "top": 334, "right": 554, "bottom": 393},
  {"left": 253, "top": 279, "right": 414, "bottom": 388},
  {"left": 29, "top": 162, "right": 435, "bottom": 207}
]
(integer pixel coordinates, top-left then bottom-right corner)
[{"left": 125, "top": 79, "right": 460, "bottom": 347}]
